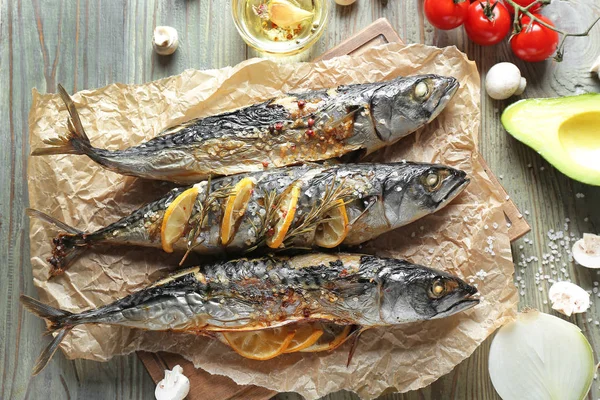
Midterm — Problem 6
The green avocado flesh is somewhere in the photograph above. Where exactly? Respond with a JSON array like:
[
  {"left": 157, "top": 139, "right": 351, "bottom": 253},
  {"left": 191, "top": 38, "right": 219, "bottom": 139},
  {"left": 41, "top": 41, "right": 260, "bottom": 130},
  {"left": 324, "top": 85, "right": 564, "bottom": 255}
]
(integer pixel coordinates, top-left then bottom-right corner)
[{"left": 501, "top": 93, "right": 600, "bottom": 186}]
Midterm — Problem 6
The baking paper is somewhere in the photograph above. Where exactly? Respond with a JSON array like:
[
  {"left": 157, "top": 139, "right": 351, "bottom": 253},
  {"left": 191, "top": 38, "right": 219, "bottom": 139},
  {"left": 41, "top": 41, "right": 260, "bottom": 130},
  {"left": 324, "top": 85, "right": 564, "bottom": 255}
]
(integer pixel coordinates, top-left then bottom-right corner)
[{"left": 28, "top": 43, "right": 517, "bottom": 399}]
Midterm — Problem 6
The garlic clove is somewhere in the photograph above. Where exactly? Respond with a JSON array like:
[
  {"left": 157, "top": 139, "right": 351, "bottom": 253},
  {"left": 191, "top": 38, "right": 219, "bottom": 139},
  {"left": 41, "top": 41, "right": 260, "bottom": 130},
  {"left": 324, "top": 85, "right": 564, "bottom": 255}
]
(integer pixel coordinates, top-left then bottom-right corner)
[
  {"left": 572, "top": 233, "right": 600, "bottom": 268},
  {"left": 268, "top": 0, "right": 313, "bottom": 28},
  {"left": 485, "top": 62, "right": 526, "bottom": 100},
  {"left": 155, "top": 365, "right": 190, "bottom": 400},
  {"left": 548, "top": 281, "right": 590, "bottom": 316},
  {"left": 153, "top": 26, "right": 179, "bottom": 56}
]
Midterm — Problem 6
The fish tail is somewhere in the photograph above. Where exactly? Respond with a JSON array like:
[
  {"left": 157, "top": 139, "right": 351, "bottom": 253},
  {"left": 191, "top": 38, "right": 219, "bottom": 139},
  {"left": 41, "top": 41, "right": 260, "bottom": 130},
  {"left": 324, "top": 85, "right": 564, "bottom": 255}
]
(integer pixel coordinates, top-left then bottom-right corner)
[
  {"left": 31, "top": 84, "right": 93, "bottom": 157},
  {"left": 27, "top": 208, "right": 89, "bottom": 275},
  {"left": 20, "top": 295, "right": 75, "bottom": 375}
]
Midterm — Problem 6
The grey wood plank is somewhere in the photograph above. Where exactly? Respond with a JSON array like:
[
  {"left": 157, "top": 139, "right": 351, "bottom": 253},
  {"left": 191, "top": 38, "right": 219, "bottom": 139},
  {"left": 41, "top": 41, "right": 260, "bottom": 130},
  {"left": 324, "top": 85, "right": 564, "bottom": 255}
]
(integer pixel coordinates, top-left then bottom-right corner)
[{"left": 2, "top": 0, "right": 600, "bottom": 399}]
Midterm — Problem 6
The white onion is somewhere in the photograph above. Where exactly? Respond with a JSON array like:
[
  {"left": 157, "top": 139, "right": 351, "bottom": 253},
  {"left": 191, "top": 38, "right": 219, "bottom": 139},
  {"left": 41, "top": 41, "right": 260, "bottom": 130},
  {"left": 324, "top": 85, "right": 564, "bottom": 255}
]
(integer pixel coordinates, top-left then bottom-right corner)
[{"left": 489, "top": 310, "right": 595, "bottom": 400}]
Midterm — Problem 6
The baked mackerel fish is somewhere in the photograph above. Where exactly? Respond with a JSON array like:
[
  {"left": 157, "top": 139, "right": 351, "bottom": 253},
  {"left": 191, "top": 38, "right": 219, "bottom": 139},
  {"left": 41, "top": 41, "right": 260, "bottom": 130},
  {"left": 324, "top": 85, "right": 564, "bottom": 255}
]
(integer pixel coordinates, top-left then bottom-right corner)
[
  {"left": 31, "top": 75, "right": 459, "bottom": 183},
  {"left": 31, "top": 162, "right": 469, "bottom": 275},
  {"left": 22, "top": 253, "right": 479, "bottom": 374}
]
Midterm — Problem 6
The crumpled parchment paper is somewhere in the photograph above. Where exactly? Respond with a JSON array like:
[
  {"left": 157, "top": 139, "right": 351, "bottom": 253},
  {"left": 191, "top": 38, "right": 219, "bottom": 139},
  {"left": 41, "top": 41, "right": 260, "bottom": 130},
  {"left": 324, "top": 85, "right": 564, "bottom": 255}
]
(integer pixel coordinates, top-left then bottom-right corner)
[{"left": 28, "top": 43, "right": 517, "bottom": 399}]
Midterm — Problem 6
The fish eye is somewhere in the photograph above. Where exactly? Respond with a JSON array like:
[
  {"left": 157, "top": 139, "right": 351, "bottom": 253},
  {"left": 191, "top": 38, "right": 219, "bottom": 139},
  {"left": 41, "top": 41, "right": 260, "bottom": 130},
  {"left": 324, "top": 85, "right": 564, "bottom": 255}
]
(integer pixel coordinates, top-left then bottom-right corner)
[
  {"left": 422, "top": 172, "right": 442, "bottom": 191},
  {"left": 415, "top": 81, "right": 430, "bottom": 99},
  {"left": 428, "top": 279, "right": 447, "bottom": 299}
]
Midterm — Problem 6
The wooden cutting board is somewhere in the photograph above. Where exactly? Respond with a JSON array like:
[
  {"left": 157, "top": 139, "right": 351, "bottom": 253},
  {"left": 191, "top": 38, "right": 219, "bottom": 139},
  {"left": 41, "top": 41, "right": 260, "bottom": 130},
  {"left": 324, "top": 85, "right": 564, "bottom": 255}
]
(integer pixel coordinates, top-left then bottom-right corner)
[{"left": 138, "top": 18, "right": 530, "bottom": 400}]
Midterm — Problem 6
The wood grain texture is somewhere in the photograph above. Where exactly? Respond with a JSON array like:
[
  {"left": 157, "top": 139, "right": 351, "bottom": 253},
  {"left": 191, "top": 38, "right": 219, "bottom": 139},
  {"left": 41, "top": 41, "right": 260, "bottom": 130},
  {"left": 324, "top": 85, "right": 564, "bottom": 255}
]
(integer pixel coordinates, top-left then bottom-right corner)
[{"left": 1, "top": 1, "right": 599, "bottom": 399}]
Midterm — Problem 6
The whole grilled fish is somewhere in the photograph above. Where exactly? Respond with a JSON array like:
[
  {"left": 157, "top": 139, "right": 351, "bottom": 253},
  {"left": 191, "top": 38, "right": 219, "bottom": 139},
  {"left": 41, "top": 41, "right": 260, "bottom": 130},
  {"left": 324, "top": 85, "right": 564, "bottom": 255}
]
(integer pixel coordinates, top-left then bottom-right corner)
[
  {"left": 31, "top": 162, "right": 469, "bottom": 275},
  {"left": 21, "top": 253, "right": 479, "bottom": 374},
  {"left": 31, "top": 76, "right": 458, "bottom": 183}
]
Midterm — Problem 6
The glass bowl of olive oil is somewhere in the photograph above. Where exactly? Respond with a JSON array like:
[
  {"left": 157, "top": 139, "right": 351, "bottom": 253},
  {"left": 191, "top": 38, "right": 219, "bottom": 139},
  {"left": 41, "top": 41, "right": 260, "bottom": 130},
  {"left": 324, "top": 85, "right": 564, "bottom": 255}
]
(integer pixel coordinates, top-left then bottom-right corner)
[{"left": 232, "top": 0, "right": 329, "bottom": 56}]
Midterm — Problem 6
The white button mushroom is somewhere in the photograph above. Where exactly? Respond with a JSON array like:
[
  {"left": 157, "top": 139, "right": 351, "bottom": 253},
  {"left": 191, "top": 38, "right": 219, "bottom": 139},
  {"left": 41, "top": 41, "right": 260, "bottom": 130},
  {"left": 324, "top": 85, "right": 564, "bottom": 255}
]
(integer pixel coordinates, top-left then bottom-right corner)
[
  {"left": 155, "top": 365, "right": 190, "bottom": 400},
  {"left": 591, "top": 55, "right": 600, "bottom": 79},
  {"left": 485, "top": 62, "right": 527, "bottom": 100},
  {"left": 335, "top": 0, "right": 357, "bottom": 5},
  {"left": 548, "top": 281, "right": 590, "bottom": 316},
  {"left": 153, "top": 26, "right": 179, "bottom": 56},
  {"left": 572, "top": 233, "right": 600, "bottom": 268}
]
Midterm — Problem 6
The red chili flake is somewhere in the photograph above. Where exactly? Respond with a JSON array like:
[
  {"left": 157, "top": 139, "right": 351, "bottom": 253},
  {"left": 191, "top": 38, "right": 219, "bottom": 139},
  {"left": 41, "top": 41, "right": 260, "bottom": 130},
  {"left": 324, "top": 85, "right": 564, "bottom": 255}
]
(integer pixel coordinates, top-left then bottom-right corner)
[
  {"left": 290, "top": 144, "right": 296, "bottom": 150},
  {"left": 262, "top": 160, "right": 269, "bottom": 168},
  {"left": 275, "top": 122, "right": 283, "bottom": 131},
  {"left": 297, "top": 100, "right": 306, "bottom": 108},
  {"left": 340, "top": 269, "right": 348, "bottom": 277},
  {"left": 267, "top": 227, "right": 275, "bottom": 236},
  {"left": 307, "top": 118, "right": 315, "bottom": 127},
  {"left": 268, "top": 125, "right": 275, "bottom": 134},
  {"left": 306, "top": 129, "right": 315, "bottom": 137}
]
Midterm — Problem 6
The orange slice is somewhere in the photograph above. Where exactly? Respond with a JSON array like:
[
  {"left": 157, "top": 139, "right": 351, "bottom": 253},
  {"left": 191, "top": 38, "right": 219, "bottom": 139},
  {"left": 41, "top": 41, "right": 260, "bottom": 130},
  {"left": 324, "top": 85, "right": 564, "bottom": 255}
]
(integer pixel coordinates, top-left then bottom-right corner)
[
  {"left": 160, "top": 187, "right": 199, "bottom": 253},
  {"left": 266, "top": 185, "right": 300, "bottom": 249},
  {"left": 221, "top": 177, "right": 255, "bottom": 245},
  {"left": 284, "top": 324, "right": 324, "bottom": 353},
  {"left": 300, "top": 324, "right": 351, "bottom": 353},
  {"left": 314, "top": 199, "right": 349, "bottom": 248},
  {"left": 223, "top": 327, "right": 295, "bottom": 360}
]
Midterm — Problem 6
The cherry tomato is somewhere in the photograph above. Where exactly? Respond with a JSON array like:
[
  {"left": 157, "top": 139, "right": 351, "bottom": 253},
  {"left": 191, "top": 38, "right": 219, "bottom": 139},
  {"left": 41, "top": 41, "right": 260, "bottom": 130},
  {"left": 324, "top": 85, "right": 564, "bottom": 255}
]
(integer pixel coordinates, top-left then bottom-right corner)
[
  {"left": 464, "top": 0, "right": 511, "bottom": 46},
  {"left": 510, "top": 14, "right": 559, "bottom": 62},
  {"left": 424, "top": 0, "right": 470, "bottom": 30},
  {"left": 503, "top": 0, "right": 541, "bottom": 14}
]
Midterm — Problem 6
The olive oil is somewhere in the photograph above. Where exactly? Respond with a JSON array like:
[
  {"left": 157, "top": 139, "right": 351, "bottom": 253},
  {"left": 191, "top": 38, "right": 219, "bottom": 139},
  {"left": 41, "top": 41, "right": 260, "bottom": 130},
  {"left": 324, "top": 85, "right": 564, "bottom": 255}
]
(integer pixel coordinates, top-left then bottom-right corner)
[{"left": 233, "top": 0, "right": 327, "bottom": 55}]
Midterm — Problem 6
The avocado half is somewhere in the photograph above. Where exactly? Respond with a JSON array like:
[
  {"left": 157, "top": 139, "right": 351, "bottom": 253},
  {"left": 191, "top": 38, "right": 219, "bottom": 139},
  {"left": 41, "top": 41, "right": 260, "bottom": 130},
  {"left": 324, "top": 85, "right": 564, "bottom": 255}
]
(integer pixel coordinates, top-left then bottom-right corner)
[{"left": 501, "top": 93, "right": 600, "bottom": 186}]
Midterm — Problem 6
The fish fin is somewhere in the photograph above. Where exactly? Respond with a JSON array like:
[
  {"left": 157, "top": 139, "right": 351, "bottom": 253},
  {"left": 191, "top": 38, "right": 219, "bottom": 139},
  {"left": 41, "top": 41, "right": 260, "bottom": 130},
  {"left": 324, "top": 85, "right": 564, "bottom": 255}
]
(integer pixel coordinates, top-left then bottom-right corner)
[
  {"left": 346, "top": 325, "right": 365, "bottom": 367},
  {"left": 31, "top": 84, "right": 92, "bottom": 157},
  {"left": 321, "top": 105, "right": 363, "bottom": 131},
  {"left": 20, "top": 295, "right": 75, "bottom": 375},
  {"left": 26, "top": 208, "right": 83, "bottom": 234},
  {"left": 26, "top": 208, "right": 88, "bottom": 275},
  {"left": 349, "top": 195, "right": 378, "bottom": 226}
]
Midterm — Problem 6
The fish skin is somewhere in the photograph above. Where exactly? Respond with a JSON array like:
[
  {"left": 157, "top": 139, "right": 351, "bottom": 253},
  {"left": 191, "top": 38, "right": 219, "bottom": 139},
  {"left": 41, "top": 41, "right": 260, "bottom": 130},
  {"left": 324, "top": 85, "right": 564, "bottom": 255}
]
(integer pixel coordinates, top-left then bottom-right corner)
[
  {"left": 32, "top": 76, "right": 459, "bottom": 183},
  {"left": 32, "top": 162, "right": 469, "bottom": 275},
  {"left": 20, "top": 253, "right": 479, "bottom": 373}
]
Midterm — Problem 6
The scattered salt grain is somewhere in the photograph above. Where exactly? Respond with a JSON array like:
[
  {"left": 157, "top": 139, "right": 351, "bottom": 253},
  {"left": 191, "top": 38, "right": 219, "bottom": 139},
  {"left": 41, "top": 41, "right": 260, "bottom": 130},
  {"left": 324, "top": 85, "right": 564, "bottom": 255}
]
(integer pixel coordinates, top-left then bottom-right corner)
[{"left": 576, "top": 192, "right": 585, "bottom": 199}]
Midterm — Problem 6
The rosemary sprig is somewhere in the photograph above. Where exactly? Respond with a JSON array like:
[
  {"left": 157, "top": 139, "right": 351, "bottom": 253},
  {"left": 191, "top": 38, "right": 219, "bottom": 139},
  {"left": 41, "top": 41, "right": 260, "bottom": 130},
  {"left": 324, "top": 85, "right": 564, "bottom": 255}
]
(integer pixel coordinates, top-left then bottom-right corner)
[
  {"left": 179, "top": 177, "right": 232, "bottom": 265},
  {"left": 282, "top": 178, "right": 354, "bottom": 246},
  {"left": 243, "top": 185, "right": 290, "bottom": 253}
]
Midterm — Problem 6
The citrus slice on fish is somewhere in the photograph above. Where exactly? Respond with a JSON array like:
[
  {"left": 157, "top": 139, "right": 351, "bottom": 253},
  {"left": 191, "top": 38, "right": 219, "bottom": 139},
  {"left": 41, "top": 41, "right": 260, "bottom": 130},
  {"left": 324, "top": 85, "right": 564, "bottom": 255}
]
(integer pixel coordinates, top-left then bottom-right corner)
[
  {"left": 284, "top": 324, "right": 324, "bottom": 353},
  {"left": 223, "top": 327, "right": 295, "bottom": 360},
  {"left": 221, "top": 177, "right": 255, "bottom": 245},
  {"left": 266, "top": 185, "right": 300, "bottom": 249},
  {"left": 161, "top": 187, "right": 199, "bottom": 253},
  {"left": 300, "top": 324, "right": 352, "bottom": 353},
  {"left": 314, "top": 199, "right": 349, "bottom": 248}
]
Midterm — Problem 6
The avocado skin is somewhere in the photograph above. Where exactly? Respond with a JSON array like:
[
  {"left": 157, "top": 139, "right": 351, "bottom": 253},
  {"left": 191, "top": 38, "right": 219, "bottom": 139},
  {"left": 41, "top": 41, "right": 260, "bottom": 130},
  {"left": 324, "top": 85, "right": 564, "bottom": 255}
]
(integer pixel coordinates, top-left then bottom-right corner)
[{"left": 501, "top": 93, "right": 600, "bottom": 186}]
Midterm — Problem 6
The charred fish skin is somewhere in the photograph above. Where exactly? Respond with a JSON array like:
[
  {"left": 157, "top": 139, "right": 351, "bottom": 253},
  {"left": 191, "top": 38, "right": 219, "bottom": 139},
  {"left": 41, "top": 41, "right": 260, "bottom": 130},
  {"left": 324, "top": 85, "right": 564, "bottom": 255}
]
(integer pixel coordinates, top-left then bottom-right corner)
[
  {"left": 32, "top": 162, "right": 468, "bottom": 274},
  {"left": 21, "top": 253, "right": 478, "bottom": 374},
  {"left": 32, "top": 76, "right": 459, "bottom": 183}
]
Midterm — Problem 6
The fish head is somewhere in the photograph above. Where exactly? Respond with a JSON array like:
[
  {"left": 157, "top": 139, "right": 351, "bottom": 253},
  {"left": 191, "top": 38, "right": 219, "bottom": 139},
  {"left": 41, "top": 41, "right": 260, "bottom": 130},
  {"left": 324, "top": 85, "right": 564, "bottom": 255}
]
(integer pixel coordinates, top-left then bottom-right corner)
[
  {"left": 379, "top": 260, "right": 479, "bottom": 324},
  {"left": 382, "top": 163, "right": 469, "bottom": 228},
  {"left": 370, "top": 75, "right": 459, "bottom": 143}
]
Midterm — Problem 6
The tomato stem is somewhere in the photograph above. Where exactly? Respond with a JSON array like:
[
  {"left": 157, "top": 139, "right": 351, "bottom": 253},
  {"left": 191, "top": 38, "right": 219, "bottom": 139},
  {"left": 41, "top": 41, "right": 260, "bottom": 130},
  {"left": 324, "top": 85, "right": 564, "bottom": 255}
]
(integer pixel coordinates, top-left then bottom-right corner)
[{"left": 504, "top": 0, "right": 600, "bottom": 61}]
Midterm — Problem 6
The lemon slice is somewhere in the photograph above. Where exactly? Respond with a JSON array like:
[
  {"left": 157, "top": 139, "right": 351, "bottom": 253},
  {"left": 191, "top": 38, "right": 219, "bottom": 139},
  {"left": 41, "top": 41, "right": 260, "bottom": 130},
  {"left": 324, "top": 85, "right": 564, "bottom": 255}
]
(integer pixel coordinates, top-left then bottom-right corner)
[
  {"left": 284, "top": 324, "right": 324, "bottom": 353},
  {"left": 221, "top": 177, "right": 255, "bottom": 245},
  {"left": 161, "top": 187, "right": 199, "bottom": 253},
  {"left": 300, "top": 324, "right": 351, "bottom": 353},
  {"left": 314, "top": 199, "right": 349, "bottom": 248},
  {"left": 223, "top": 327, "right": 295, "bottom": 360},
  {"left": 266, "top": 185, "right": 300, "bottom": 249}
]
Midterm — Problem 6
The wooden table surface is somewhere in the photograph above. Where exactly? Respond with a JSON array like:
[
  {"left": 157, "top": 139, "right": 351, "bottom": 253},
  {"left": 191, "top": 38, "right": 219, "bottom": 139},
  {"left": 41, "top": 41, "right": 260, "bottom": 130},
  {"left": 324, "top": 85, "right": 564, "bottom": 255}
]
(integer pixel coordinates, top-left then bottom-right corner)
[{"left": 2, "top": 1, "right": 599, "bottom": 399}]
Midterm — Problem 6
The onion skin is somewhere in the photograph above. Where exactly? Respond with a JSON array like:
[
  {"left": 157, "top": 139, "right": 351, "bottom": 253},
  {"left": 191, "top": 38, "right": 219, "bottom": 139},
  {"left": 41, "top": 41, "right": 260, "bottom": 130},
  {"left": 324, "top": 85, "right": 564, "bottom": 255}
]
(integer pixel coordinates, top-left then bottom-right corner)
[{"left": 488, "top": 310, "right": 595, "bottom": 400}]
